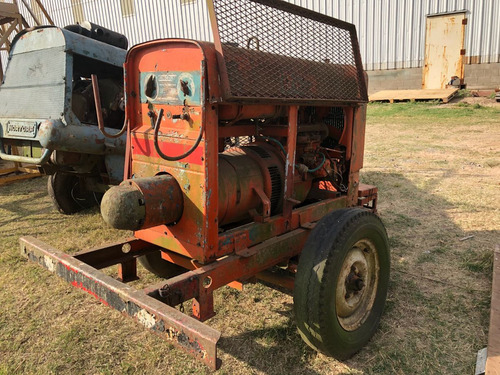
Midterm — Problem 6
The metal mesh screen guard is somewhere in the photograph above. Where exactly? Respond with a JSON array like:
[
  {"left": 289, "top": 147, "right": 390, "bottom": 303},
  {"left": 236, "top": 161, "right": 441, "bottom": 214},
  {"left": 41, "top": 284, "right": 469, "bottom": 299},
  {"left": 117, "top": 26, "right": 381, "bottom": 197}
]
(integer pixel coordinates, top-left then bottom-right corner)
[{"left": 208, "top": 0, "right": 368, "bottom": 104}]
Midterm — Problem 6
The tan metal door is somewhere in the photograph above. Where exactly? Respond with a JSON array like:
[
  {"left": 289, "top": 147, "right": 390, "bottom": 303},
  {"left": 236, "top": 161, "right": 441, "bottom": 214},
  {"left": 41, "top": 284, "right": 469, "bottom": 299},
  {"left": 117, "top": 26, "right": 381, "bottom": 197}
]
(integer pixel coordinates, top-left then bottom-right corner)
[{"left": 422, "top": 12, "right": 466, "bottom": 89}]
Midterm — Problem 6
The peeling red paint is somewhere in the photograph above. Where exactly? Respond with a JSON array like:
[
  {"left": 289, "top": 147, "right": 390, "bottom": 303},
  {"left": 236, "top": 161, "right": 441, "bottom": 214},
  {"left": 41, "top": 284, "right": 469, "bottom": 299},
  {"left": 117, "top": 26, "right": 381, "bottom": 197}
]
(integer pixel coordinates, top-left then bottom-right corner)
[
  {"left": 62, "top": 263, "right": 79, "bottom": 274},
  {"left": 71, "top": 280, "right": 109, "bottom": 306}
]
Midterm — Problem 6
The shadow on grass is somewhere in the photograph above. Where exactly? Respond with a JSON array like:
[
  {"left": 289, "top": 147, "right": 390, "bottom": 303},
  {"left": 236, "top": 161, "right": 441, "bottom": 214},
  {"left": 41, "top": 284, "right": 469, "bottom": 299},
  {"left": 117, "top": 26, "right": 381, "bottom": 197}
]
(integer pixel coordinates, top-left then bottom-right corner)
[
  {"left": 219, "top": 300, "right": 325, "bottom": 375},
  {"left": 0, "top": 176, "right": 100, "bottom": 230}
]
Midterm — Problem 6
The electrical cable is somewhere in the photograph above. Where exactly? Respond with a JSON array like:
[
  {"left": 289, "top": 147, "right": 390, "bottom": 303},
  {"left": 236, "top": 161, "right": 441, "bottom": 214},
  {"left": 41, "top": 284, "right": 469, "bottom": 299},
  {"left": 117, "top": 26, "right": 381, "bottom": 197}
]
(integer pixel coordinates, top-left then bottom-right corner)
[
  {"left": 153, "top": 108, "right": 204, "bottom": 161},
  {"left": 91, "top": 74, "right": 128, "bottom": 139},
  {"left": 259, "top": 135, "right": 286, "bottom": 156},
  {"left": 306, "top": 152, "right": 326, "bottom": 172}
]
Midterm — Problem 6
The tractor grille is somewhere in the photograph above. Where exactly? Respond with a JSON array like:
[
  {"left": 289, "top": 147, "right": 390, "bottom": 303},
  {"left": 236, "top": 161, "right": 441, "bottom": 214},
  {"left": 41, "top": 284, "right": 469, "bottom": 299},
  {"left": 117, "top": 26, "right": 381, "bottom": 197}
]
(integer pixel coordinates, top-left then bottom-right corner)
[{"left": 208, "top": 0, "right": 367, "bottom": 104}]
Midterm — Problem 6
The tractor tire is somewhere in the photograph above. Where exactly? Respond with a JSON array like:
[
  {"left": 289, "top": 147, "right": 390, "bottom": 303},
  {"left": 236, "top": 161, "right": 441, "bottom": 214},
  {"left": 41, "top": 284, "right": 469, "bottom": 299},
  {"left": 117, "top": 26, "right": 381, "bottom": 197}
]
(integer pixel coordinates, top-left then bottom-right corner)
[
  {"left": 294, "top": 207, "right": 390, "bottom": 360},
  {"left": 138, "top": 251, "right": 186, "bottom": 279},
  {"left": 47, "top": 172, "right": 100, "bottom": 215}
]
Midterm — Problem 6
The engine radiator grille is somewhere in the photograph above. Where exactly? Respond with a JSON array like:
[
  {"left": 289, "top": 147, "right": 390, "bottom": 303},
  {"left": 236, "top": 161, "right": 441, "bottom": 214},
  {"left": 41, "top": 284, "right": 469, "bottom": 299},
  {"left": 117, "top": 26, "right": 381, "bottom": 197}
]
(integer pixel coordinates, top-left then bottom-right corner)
[{"left": 207, "top": 0, "right": 367, "bottom": 104}]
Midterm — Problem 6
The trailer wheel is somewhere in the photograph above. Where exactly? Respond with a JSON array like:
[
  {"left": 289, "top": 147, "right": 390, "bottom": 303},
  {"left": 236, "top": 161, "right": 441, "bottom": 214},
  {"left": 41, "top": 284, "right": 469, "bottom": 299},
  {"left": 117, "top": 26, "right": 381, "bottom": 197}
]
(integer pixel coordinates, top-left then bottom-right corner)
[
  {"left": 47, "top": 172, "right": 100, "bottom": 215},
  {"left": 138, "top": 251, "right": 186, "bottom": 279},
  {"left": 294, "top": 208, "right": 389, "bottom": 360}
]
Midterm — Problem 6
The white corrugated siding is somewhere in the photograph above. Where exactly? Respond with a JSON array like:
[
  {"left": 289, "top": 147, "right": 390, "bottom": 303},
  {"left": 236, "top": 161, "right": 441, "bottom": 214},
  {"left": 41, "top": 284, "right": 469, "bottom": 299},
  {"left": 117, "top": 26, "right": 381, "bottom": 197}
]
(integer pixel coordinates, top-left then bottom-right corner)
[
  {"left": 287, "top": 0, "right": 500, "bottom": 69},
  {"left": 2, "top": 0, "right": 499, "bottom": 74}
]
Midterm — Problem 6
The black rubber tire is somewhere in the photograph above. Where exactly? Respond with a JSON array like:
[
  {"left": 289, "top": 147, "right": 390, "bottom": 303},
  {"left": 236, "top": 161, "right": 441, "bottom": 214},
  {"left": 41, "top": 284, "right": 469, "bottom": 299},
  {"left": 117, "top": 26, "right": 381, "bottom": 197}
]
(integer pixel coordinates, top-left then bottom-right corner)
[
  {"left": 47, "top": 172, "right": 100, "bottom": 215},
  {"left": 138, "top": 251, "right": 186, "bottom": 279},
  {"left": 294, "top": 208, "right": 390, "bottom": 360}
]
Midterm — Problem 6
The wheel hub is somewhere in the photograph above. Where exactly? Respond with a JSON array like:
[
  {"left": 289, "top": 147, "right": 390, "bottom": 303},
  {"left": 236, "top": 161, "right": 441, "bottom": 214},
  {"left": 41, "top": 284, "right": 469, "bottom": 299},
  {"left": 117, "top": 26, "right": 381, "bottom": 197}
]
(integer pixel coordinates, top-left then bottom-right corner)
[{"left": 335, "top": 239, "right": 379, "bottom": 331}]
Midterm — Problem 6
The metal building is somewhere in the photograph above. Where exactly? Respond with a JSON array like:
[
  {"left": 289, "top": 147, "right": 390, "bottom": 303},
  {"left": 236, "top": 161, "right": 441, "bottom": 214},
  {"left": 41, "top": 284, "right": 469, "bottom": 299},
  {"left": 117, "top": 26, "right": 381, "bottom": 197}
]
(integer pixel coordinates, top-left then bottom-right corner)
[{"left": 2, "top": 0, "right": 499, "bottom": 90}]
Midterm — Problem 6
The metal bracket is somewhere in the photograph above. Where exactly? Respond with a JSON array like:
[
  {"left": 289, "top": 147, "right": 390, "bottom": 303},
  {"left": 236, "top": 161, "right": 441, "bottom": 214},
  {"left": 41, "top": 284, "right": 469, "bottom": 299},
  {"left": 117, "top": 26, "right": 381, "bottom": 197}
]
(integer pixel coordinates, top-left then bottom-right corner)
[{"left": 249, "top": 186, "right": 271, "bottom": 222}]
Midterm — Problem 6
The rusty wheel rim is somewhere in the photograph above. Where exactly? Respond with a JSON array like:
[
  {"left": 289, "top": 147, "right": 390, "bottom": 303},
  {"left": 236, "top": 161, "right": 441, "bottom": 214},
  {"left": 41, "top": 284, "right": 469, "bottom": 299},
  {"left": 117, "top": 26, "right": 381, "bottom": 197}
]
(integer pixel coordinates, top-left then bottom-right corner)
[{"left": 335, "top": 239, "right": 379, "bottom": 331}]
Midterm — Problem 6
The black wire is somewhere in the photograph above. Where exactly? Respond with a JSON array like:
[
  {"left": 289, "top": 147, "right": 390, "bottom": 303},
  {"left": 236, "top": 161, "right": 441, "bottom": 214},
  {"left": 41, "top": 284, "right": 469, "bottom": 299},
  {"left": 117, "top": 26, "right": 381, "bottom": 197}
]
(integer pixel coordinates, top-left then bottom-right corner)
[{"left": 153, "top": 108, "right": 204, "bottom": 161}]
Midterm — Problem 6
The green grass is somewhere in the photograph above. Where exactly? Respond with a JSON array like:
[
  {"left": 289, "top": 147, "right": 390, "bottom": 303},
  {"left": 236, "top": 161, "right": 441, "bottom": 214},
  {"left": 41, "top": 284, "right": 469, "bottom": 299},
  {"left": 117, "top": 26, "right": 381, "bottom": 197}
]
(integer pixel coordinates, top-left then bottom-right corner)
[
  {"left": 455, "top": 89, "right": 472, "bottom": 98},
  {"left": 460, "top": 248, "right": 494, "bottom": 276},
  {"left": 368, "top": 100, "right": 495, "bottom": 119}
]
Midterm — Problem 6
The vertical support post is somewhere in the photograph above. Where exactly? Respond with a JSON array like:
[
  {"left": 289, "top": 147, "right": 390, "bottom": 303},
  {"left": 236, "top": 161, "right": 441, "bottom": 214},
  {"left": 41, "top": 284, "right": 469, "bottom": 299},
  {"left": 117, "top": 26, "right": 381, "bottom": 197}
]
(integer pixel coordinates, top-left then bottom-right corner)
[
  {"left": 203, "top": 62, "right": 220, "bottom": 262},
  {"left": 283, "top": 105, "right": 298, "bottom": 227},
  {"left": 192, "top": 287, "right": 215, "bottom": 322},
  {"left": 347, "top": 105, "right": 367, "bottom": 206},
  {"left": 459, "top": 17, "right": 467, "bottom": 84},
  {"left": 117, "top": 258, "right": 138, "bottom": 282}
]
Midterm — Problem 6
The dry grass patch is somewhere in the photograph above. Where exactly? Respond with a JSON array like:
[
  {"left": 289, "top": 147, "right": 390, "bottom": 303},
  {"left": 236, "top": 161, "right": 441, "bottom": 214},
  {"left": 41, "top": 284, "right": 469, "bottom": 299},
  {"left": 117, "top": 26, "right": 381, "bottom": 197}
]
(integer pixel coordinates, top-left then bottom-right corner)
[{"left": 0, "top": 101, "right": 498, "bottom": 374}]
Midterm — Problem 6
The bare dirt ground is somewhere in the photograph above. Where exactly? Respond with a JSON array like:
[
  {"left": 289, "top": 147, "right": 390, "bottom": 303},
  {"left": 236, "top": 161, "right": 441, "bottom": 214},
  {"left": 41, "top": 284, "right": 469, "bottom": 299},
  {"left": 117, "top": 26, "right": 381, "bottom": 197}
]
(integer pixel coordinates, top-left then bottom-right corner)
[
  {"left": 0, "top": 101, "right": 498, "bottom": 374},
  {"left": 445, "top": 95, "right": 500, "bottom": 108}
]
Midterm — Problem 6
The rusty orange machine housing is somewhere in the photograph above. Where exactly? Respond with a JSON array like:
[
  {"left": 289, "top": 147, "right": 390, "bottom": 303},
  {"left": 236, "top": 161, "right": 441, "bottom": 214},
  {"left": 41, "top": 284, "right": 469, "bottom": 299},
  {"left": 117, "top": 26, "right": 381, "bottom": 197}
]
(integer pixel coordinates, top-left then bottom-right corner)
[
  {"left": 21, "top": 0, "right": 390, "bottom": 370},
  {"left": 103, "top": 38, "right": 367, "bottom": 260}
]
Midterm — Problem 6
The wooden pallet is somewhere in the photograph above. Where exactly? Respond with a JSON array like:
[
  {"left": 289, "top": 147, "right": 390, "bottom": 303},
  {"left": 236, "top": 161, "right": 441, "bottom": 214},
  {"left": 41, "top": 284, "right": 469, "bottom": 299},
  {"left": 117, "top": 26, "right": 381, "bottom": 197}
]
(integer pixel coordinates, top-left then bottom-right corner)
[
  {"left": 369, "top": 88, "right": 459, "bottom": 103},
  {"left": 0, "top": 162, "right": 41, "bottom": 186}
]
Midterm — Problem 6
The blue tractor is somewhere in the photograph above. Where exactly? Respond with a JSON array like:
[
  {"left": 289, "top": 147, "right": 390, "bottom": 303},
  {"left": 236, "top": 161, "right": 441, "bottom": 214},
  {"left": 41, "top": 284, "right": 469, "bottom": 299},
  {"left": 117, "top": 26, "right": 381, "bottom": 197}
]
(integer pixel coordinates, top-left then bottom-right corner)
[{"left": 0, "top": 22, "right": 127, "bottom": 213}]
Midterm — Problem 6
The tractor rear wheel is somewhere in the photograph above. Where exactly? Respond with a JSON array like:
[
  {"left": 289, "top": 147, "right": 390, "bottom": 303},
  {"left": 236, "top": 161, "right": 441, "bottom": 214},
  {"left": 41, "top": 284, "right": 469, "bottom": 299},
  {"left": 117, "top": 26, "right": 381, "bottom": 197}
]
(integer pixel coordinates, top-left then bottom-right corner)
[
  {"left": 138, "top": 251, "right": 186, "bottom": 279},
  {"left": 294, "top": 208, "right": 390, "bottom": 360},
  {"left": 47, "top": 172, "right": 100, "bottom": 214}
]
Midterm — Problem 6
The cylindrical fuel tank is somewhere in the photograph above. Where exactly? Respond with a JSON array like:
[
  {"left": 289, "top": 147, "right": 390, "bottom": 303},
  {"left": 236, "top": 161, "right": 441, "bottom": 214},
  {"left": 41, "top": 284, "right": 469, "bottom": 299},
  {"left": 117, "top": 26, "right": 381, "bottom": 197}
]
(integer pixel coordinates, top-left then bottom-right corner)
[
  {"left": 65, "top": 21, "right": 128, "bottom": 49},
  {"left": 101, "top": 143, "right": 312, "bottom": 231}
]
